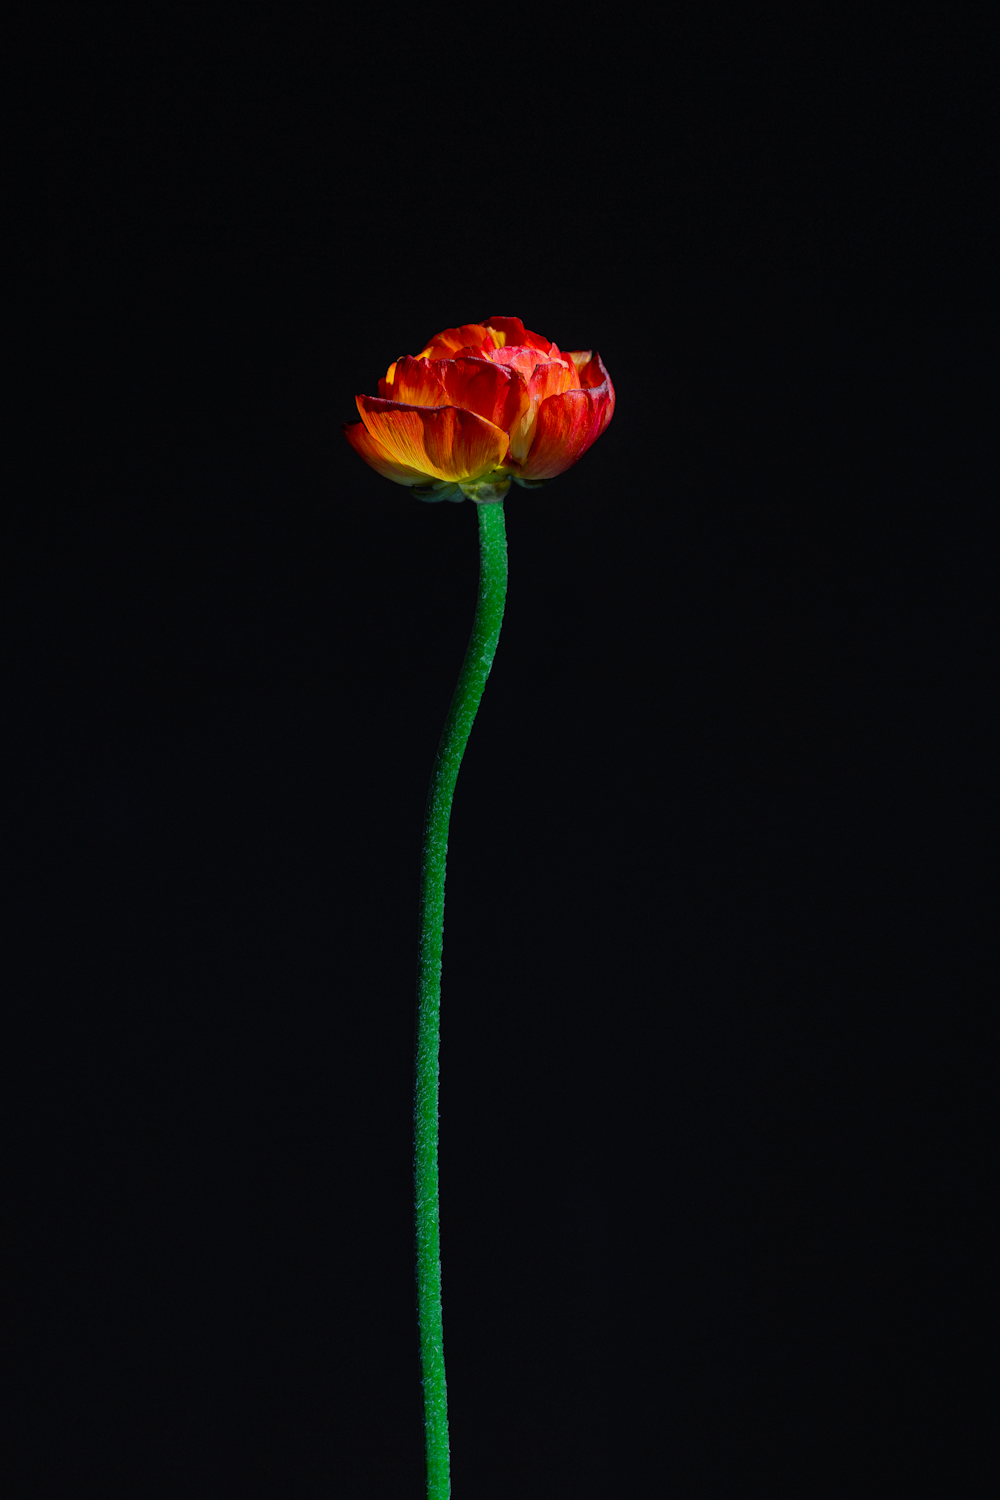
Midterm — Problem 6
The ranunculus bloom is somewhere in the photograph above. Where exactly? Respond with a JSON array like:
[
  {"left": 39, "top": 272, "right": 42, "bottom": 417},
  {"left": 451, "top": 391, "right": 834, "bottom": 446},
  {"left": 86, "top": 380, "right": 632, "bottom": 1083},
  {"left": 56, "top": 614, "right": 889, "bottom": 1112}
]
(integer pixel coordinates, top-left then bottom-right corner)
[{"left": 343, "top": 315, "right": 615, "bottom": 502}]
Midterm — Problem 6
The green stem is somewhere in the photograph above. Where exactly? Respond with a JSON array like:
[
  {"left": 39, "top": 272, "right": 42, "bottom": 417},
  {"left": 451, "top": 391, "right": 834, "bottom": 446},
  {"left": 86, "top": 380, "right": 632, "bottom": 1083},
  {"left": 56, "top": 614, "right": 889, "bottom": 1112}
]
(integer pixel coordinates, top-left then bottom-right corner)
[{"left": 414, "top": 499, "right": 508, "bottom": 1500}]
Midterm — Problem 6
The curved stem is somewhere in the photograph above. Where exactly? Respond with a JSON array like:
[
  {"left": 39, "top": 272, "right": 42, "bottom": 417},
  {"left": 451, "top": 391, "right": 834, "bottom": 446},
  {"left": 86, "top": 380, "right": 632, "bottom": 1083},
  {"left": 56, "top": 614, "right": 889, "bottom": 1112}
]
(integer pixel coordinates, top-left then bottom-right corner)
[{"left": 414, "top": 499, "right": 508, "bottom": 1500}]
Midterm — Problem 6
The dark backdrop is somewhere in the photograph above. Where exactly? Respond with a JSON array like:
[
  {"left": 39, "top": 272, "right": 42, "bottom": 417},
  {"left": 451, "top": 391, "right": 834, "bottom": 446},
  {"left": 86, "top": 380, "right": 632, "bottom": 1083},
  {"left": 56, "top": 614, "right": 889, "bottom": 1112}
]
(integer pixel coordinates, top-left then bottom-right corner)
[{"left": 9, "top": 8, "right": 974, "bottom": 1497}]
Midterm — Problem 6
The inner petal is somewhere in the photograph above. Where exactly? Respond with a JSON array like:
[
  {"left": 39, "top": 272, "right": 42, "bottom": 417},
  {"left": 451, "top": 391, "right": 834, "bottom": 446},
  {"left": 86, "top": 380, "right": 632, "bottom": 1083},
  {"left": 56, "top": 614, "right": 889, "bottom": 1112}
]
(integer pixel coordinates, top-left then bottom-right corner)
[
  {"left": 436, "top": 357, "right": 529, "bottom": 437},
  {"left": 378, "top": 359, "right": 399, "bottom": 399},
  {"left": 484, "top": 317, "right": 554, "bottom": 355},
  {"left": 505, "top": 358, "right": 577, "bottom": 462},
  {"left": 528, "top": 359, "right": 576, "bottom": 405},
  {"left": 487, "top": 344, "right": 544, "bottom": 381},
  {"left": 390, "top": 355, "right": 449, "bottom": 407},
  {"left": 415, "top": 324, "right": 493, "bottom": 361}
]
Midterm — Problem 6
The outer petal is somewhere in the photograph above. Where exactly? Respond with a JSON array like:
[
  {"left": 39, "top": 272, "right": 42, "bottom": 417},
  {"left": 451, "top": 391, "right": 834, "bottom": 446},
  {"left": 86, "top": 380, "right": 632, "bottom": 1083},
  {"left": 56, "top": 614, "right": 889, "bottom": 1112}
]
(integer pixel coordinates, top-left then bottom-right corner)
[
  {"left": 517, "top": 389, "right": 596, "bottom": 480},
  {"left": 356, "top": 396, "right": 509, "bottom": 483},
  {"left": 436, "top": 356, "right": 530, "bottom": 438},
  {"left": 576, "top": 351, "right": 616, "bottom": 452},
  {"left": 343, "top": 418, "right": 434, "bottom": 486}
]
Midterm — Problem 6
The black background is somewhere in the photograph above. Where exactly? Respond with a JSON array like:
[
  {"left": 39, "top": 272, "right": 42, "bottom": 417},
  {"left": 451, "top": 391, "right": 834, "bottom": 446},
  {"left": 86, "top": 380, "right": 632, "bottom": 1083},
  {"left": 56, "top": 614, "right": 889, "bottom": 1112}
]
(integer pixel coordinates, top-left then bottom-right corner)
[{"left": 8, "top": 7, "right": 982, "bottom": 1497}]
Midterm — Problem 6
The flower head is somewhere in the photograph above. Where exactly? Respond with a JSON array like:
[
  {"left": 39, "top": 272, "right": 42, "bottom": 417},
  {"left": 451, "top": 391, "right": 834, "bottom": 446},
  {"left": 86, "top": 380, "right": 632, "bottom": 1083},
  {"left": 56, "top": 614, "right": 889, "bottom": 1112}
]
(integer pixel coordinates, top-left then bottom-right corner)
[{"left": 343, "top": 316, "right": 615, "bottom": 502}]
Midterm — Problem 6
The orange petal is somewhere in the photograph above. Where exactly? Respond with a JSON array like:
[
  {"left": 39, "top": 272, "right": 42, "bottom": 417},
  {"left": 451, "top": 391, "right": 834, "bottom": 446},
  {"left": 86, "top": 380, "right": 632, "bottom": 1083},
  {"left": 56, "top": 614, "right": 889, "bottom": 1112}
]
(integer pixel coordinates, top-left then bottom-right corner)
[
  {"left": 390, "top": 355, "right": 449, "bottom": 407},
  {"left": 356, "top": 396, "right": 510, "bottom": 483},
  {"left": 518, "top": 389, "right": 596, "bottom": 480},
  {"left": 567, "top": 350, "right": 593, "bottom": 374},
  {"left": 414, "top": 324, "right": 492, "bottom": 360},
  {"left": 436, "top": 357, "right": 530, "bottom": 437},
  {"left": 343, "top": 418, "right": 434, "bottom": 486}
]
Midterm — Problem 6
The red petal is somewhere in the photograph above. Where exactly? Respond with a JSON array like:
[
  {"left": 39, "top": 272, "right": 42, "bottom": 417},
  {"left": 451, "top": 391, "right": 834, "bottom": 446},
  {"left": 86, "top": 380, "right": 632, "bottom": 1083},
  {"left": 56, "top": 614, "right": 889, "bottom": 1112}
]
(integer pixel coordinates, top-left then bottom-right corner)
[
  {"left": 389, "top": 355, "right": 449, "bottom": 407},
  {"left": 436, "top": 356, "right": 529, "bottom": 437},
  {"left": 449, "top": 342, "right": 495, "bottom": 360},
  {"left": 482, "top": 316, "right": 523, "bottom": 347},
  {"left": 485, "top": 316, "right": 553, "bottom": 354},
  {"left": 522, "top": 327, "right": 557, "bottom": 354},
  {"left": 415, "top": 324, "right": 492, "bottom": 360},
  {"left": 493, "top": 359, "right": 579, "bottom": 463},
  {"left": 576, "top": 352, "right": 616, "bottom": 452},
  {"left": 356, "top": 396, "right": 509, "bottom": 482},
  {"left": 518, "top": 389, "right": 596, "bottom": 480},
  {"left": 343, "top": 419, "right": 433, "bottom": 486}
]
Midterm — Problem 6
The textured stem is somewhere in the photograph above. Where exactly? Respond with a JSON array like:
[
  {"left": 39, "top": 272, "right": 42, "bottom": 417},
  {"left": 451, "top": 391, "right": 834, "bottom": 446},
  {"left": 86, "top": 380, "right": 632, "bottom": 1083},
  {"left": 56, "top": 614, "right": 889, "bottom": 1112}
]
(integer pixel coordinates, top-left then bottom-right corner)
[{"left": 414, "top": 500, "right": 508, "bottom": 1500}]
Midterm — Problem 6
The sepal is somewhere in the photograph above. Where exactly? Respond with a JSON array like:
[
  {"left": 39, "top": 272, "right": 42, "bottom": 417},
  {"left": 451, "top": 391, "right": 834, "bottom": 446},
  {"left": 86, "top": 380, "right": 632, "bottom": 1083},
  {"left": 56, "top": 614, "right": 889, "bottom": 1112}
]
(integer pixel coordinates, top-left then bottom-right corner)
[
  {"left": 458, "top": 473, "right": 512, "bottom": 503},
  {"left": 412, "top": 481, "right": 464, "bottom": 502}
]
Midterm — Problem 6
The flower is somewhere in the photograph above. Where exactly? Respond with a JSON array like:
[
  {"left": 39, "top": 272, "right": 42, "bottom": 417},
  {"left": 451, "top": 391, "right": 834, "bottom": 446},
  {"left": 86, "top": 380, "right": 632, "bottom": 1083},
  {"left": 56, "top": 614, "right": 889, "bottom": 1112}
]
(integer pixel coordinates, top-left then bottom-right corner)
[{"left": 343, "top": 316, "right": 615, "bottom": 502}]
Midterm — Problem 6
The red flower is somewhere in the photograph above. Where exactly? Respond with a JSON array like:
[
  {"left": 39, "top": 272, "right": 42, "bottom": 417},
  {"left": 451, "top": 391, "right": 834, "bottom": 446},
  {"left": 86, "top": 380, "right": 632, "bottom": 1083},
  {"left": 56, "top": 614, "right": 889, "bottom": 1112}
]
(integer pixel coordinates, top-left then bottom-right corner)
[{"left": 343, "top": 316, "right": 615, "bottom": 502}]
